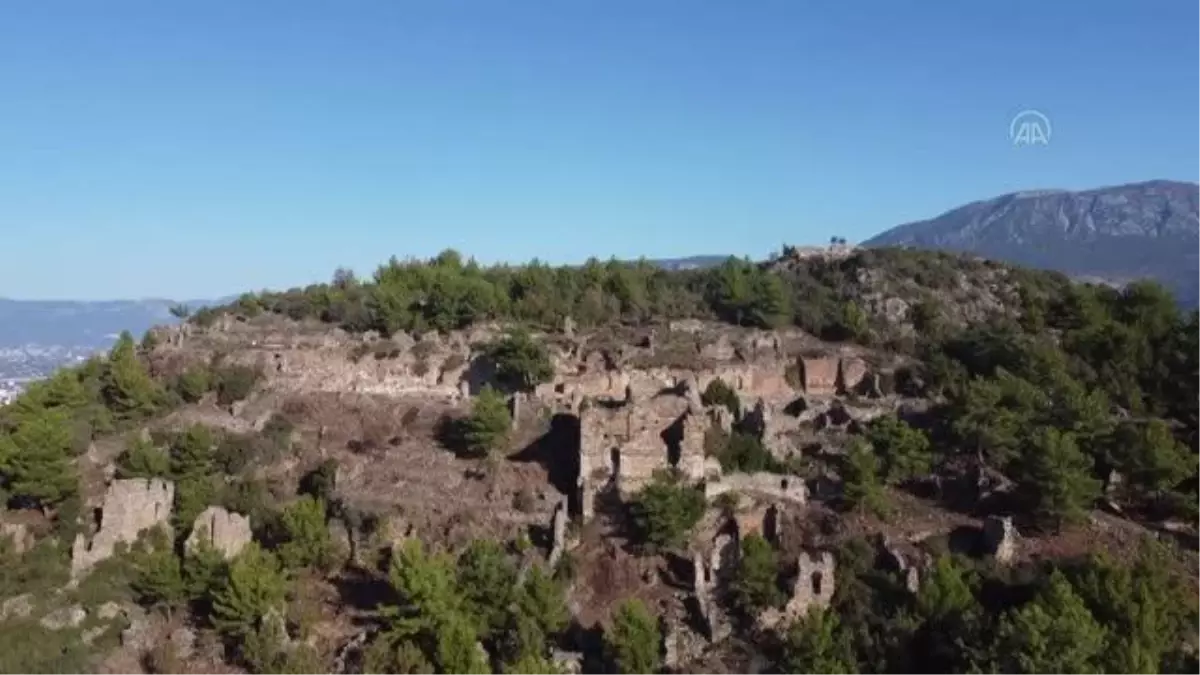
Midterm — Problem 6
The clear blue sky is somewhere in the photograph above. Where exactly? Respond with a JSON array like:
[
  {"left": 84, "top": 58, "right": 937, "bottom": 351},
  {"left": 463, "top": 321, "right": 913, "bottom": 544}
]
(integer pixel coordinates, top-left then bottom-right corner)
[{"left": 1, "top": 0, "right": 1196, "bottom": 300}]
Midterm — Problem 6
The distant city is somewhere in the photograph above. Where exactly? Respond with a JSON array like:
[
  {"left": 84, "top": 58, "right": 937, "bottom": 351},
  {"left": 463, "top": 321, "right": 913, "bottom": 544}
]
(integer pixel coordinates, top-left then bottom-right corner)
[{"left": 0, "top": 344, "right": 97, "bottom": 403}]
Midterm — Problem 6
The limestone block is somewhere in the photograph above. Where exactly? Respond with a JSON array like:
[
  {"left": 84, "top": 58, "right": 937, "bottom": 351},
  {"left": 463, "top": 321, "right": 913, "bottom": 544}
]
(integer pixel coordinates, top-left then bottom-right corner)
[{"left": 185, "top": 506, "right": 252, "bottom": 560}]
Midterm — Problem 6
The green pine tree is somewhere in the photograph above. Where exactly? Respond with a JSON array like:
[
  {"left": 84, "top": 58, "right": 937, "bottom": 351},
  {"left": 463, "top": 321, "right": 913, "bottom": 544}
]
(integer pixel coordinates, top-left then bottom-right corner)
[
  {"left": 604, "top": 598, "right": 661, "bottom": 675},
  {"left": 101, "top": 331, "right": 162, "bottom": 420},
  {"left": 276, "top": 495, "right": 335, "bottom": 571},
  {"left": 211, "top": 543, "right": 288, "bottom": 639},
  {"left": 732, "top": 533, "right": 784, "bottom": 613},
  {"left": 2, "top": 410, "right": 78, "bottom": 508},
  {"left": 989, "top": 572, "right": 1107, "bottom": 673},
  {"left": 1023, "top": 429, "right": 1101, "bottom": 529},
  {"left": 461, "top": 387, "right": 511, "bottom": 458}
]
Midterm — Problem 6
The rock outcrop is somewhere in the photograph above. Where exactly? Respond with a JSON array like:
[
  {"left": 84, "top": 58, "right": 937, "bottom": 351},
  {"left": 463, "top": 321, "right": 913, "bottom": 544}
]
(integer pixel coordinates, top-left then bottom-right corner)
[
  {"left": 184, "top": 506, "right": 253, "bottom": 559},
  {"left": 71, "top": 478, "right": 174, "bottom": 578}
]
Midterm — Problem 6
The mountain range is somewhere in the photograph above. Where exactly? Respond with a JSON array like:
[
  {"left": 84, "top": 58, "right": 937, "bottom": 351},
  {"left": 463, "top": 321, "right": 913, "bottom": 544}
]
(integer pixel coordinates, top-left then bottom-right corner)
[{"left": 863, "top": 179, "right": 1199, "bottom": 307}]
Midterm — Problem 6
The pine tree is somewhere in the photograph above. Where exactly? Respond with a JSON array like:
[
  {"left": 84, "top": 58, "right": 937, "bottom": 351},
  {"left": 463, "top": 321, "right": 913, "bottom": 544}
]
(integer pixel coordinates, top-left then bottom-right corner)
[
  {"left": 779, "top": 609, "right": 856, "bottom": 674},
  {"left": 628, "top": 471, "right": 706, "bottom": 550},
  {"left": 1023, "top": 429, "right": 1101, "bottom": 529},
  {"left": 169, "top": 424, "right": 216, "bottom": 479},
  {"left": 457, "top": 539, "right": 518, "bottom": 637},
  {"left": 842, "top": 439, "right": 887, "bottom": 515},
  {"left": 211, "top": 543, "right": 288, "bottom": 639},
  {"left": 277, "top": 495, "right": 334, "bottom": 571},
  {"left": 461, "top": 387, "right": 511, "bottom": 458},
  {"left": 485, "top": 331, "right": 553, "bottom": 391},
  {"left": 133, "top": 545, "right": 187, "bottom": 618},
  {"left": 865, "top": 414, "right": 933, "bottom": 484},
  {"left": 2, "top": 410, "right": 78, "bottom": 508},
  {"left": 732, "top": 533, "right": 784, "bottom": 613},
  {"left": 101, "top": 331, "right": 162, "bottom": 420},
  {"left": 1108, "top": 419, "right": 1193, "bottom": 498},
  {"left": 990, "top": 572, "right": 1107, "bottom": 673},
  {"left": 605, "top": 598, "right": 661, "bottom": 675},
  {"left": 514, "top": 564, "right": 568, "bottom": 639},
  {"left": 503, "top": 652, "right": 563, "bottom": 674}
]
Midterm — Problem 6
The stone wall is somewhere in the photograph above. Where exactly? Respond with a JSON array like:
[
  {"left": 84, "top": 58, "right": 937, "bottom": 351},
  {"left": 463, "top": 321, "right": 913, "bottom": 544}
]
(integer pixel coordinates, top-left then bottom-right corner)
[
  {"left": 72, "top": 478, "right": 175, "bottom": 578},
  {"left": 575, "top": 391, "right": 708, "bottom": 517},
  {"left": 758, "top": 550, "right": 836, "bottom": 630},
  {"left": 798, "top": 355, "right": 870, "bottom": 397},
  {"left": 705, "top": 472, "right": 808, "bottom": 507}
]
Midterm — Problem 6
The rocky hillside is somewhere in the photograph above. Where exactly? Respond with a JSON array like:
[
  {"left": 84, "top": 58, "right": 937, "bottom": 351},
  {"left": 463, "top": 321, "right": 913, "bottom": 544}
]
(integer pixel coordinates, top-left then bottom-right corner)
[
  {"left": 0, "top": 248, "right": 1195, "bottom": 674},
  {"left": 863, "top": 180, "right": 1200, "bottom": 307}
]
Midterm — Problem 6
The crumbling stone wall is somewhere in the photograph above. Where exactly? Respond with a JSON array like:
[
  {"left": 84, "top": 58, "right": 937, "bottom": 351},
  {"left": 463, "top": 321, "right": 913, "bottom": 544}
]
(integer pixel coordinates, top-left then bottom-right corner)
[
  {"left": 185, "top": 506, "right": 252, "bottom": 559},
  {"left": 983, "top": 516, "right": 1017, "bottom": 563},
  {"left": 576, "top": 390, "right": 707, "bottom": 514},
  {"left": 799, "top": 357, "right": 840, "bottom": 396},
  {"left": 72, "top": 478, "right": 174, "bottom": 578},
  {"left": 547, "top": 499, "right": 569, "bottom": 567},
  {"left": 799, "top": 355, "right": 872, "bottom": 397},
  {"left": 758, "top": 550, "right": 837, "bottom": 631},
  {"left": 705, "top": 472, "right": 807, "bottom": 506}
]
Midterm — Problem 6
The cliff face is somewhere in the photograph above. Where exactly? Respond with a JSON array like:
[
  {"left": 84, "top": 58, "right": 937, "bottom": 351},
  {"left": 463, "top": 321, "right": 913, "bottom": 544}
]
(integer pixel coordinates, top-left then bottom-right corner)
[{"left": 864, "top": 180, "right": 1200, "bottom": 307}]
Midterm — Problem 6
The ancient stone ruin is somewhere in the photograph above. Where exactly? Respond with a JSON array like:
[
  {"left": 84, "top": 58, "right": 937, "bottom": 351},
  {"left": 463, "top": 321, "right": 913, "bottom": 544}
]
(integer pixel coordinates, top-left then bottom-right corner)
[
  {"left": 691, "top": 550, "right": 731, "bottom": 643},
  {"left": 71, "top": 478, "right": 175, "bottom": 578},
  {"left": 547, "top": 499, "right": 569, "bottom": 567},
  {"left": 574, "top": 383, "right": 707, "bottom": 519},
  {"left": 705, "top": 472, "right": 808, "bottom": 507},
  {"left": 185, "top": 505, "right": 253, "bottom": 559},
  {"left": 983, "top": 515, "right": 1017, "bottom": 563},
  {"left": 759, "top": 550, "right": 836, "bottom": 630},
  {"left": 797, "top": 355, "right": 870, "bottom": 397}
]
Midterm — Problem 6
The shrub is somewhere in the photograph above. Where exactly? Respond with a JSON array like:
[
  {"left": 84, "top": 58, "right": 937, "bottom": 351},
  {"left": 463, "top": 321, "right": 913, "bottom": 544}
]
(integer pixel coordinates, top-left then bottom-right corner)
[
  {"left": 174, "top": 366, "right": 211, "bottom": 404},
  {"left": 604, "top": 598, "right": 661, "bottom": 674},
  {"left": 701, "top": 378, "right": 742, "bottom": 417},
  {"left": 628, "top": 470, "right": 706, "bottom": 551},
  {"left": 716, "top": 430, "right": 784, "bottom": 474},
  {"left": 732, "top": 533, "right": 784, "bottom": 613},
  {"left": 485, "top": 330, "right": 554, "bottom": 392},
  {"left": 115, "top": 437, "right": 170, "bottom": 480},
  {"left": 459, "top": 387, "right": 511, "bottom": 458},
  {"left": 213, "top": 365, "right": 261, "bottom": 406}
]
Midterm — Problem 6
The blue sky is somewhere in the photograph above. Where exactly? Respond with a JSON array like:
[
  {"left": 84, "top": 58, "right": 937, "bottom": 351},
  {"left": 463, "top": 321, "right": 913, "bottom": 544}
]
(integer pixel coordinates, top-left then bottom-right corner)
[{"left": 1, "top": 1, "right": 1196, "bottom": 300}]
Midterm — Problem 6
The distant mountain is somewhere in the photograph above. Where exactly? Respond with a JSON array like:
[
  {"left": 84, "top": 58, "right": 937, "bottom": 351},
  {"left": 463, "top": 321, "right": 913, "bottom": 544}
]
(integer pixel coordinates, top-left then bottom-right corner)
[
  {"left": 650, "top": 255, "right": 730, "bottom": 271},
  {"left": 862, "top": 180, "right": 1200, "bottom": 307}
]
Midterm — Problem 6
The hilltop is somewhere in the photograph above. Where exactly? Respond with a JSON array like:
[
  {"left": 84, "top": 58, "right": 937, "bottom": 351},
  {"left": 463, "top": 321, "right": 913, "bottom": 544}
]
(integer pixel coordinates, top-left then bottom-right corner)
[
  {"left": 863, "top": 180, "right": 1200, "bottom": 307},
  {"left": 0, "top": 247, "right": 1195, "bottom": 674}
]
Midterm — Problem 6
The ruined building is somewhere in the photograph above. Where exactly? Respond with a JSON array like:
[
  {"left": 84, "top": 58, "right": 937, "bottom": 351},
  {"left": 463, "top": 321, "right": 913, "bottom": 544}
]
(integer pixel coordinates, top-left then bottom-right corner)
[
  {"left": 757, "top": 550, "right": 837, "bottom": 630},
  {"left": 570, "top": 376, "right": 709, "bottom": 520},
  {"left": 72, "top": 478, "right": 174, "bottom": 578}
]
